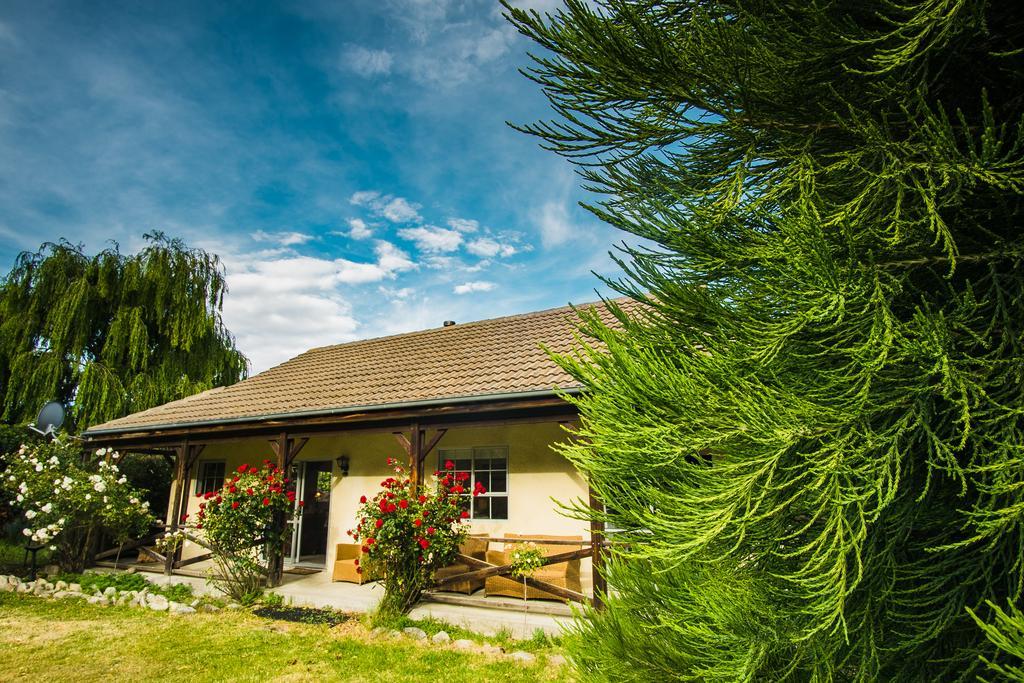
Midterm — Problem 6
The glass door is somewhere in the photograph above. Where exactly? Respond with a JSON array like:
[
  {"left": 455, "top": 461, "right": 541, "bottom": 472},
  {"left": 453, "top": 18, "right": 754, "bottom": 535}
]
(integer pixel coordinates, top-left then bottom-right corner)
[{"left": 287, "top": 461, "right": 333, "bottom": 566}]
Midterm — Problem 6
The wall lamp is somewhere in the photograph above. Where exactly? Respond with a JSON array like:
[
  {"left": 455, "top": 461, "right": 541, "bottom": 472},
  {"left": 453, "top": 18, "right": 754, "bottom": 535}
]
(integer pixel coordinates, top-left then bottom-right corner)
[{"left": 335, "top": 455, "right": 350, "bottom": 477}]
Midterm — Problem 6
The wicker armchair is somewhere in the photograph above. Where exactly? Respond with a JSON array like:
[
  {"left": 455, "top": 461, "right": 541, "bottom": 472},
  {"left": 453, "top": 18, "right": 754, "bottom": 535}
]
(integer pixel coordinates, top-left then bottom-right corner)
[
  {"left": 433, "top": 535, "right": 490, "bottom": 594},
  {"left": 332, "top": 543, "right": 375, "bottom": 584},
  {"left": 485, "top": 533, "right": 583, "bottom": 601}
]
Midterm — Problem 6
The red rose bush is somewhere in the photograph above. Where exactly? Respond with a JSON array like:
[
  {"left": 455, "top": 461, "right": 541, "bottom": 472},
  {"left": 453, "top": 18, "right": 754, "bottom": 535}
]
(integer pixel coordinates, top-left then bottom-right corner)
[
  {"left": 164, "top": 460, "right": 298, "bottom": 603},
  {"left": 350, "top": 457, "right": 486, "bottom": 617}
]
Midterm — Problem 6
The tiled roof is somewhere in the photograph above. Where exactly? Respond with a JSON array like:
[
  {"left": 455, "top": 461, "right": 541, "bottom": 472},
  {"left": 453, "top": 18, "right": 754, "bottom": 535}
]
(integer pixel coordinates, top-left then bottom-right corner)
[{"left": 84, "top": 298, "right": 633, "bottom": 434}]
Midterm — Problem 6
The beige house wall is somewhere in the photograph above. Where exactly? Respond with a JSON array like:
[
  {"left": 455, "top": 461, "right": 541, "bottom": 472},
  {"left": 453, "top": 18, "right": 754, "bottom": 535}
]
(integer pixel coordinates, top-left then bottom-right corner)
[{"left": 171, "top": 421, "right": 590, "bottom": 572}]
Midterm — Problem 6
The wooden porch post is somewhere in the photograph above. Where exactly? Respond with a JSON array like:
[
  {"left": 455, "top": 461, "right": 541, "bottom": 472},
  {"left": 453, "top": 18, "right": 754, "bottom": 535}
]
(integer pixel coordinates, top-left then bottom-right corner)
[
  {"left": 165, "top": 439, "right": 189, "bottom": 575},
  {"left": 589, "top": 486, "right": 607, "bottom": 610},
  {"left": 268, "top": 432, "right": 288, "bottom": 587},
  {"left": 394, "top": 425, "right": 447, "bottom": 493}
]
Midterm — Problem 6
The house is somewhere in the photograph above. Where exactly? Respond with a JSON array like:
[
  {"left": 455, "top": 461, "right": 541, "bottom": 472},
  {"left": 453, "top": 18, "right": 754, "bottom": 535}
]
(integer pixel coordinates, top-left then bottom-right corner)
[{"left": 81, "top": 298, "right": 630, "bottom": 607}]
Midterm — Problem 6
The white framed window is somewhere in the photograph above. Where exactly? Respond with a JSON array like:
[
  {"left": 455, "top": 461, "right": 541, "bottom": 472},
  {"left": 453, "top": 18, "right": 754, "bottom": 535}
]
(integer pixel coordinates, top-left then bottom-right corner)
[
  {"left": 195, "top": 461, "right": 225, "bottom": 496},
  {"left": 438, "top": 446, "right": 508, "bottom": 520}
]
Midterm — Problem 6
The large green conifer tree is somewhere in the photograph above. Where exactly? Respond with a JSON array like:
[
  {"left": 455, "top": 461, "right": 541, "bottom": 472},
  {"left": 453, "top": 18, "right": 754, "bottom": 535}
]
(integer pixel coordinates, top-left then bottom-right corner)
[
  {"left": 505, "top": 1, "right": 1024, "bottom": 679},
  {"left": 0, "top": 232, "right": 248, "bottom": 430}
]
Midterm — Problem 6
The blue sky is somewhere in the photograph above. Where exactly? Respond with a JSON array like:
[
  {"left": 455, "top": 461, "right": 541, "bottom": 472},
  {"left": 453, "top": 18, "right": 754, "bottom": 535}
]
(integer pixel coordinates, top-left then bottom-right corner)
[{"left": 0, "top": 0, "right": 629, "bottom": 372}]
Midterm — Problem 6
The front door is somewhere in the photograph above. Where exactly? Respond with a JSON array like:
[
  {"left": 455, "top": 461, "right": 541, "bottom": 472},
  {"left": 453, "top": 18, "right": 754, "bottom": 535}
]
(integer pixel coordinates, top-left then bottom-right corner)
[{"left": 287, "top": 461, "right": 332, "bottom": 565}]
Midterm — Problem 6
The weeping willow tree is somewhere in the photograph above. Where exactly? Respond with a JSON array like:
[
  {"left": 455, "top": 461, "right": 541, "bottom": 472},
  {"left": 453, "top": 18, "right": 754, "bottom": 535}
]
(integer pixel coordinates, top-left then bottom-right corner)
[
  {"left": 505, "top": 1, "right": 1024, "bottom": 680},
  {"left": 0, "top": 232, "right": 248, "bottom": 430}
]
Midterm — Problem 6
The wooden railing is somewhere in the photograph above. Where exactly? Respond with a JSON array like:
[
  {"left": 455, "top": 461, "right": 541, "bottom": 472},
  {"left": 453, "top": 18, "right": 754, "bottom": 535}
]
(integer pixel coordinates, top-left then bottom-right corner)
[{"left": 429, "top": 535, "right": 610, "bottom": 607}]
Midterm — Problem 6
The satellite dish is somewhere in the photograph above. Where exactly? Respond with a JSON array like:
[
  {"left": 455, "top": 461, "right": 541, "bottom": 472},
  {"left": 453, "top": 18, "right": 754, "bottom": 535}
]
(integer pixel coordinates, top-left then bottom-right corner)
[{"left": 28, "top": 401, "right": 65, "bottom": 438}]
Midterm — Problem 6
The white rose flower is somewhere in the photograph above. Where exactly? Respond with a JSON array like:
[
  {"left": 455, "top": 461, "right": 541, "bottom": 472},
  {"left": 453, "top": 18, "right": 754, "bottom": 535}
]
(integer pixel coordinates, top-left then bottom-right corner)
[
  {"left": 96, "top": 448, "right": 107, "bottom": 457},
  {"left": 22, "top": 528, "right": 31, "bottom": 537},
  {"left": 142, "top": 501, "right": 150, "bottom": 508},
  {"left": 34, "top": 464, "right": 43, "bottom": 472},
  {"left": 30, "top": 534, "right": 39, "bottom": 542},
  {"left": 16, "top": 494, "right": 23, "bottom": 503},
  {"left": 48, "top": 456, "right": 59, "bottom": 466},
  {"left": 85, "top": 494, "right": 91, "bottom": 501},
  {"left": 103, "top": 496, "right": 109, "bottom": 504},
  {"left": 49, "top": 545, "right": 56, "bottom": 551},
  {"left": 130, "top": 497, "right": 139, "bottom": 505},
  {"left": 117, "top": 476, "right": 127, "bottom": 484},
  {"left": 58, "top": 518, "right": 65, "bottom": 525},
  {"left": 7, "top": 475, "right": 14, "bottom": 482},
  {"left": 25, "top": 509, "right": 36, "bottom": 519},
  {"left": 18, "top": 482, "right": 27, "bottom": 493},
  {"left": 41, "top": 503, "right": 52, "bottom": 513}
]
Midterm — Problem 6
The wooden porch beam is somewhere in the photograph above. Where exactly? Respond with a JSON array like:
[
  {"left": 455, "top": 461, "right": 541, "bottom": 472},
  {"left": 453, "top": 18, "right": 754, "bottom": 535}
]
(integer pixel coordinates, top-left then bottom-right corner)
[{"left": 419, "top": 428, "right": 447, "bottom": 464}]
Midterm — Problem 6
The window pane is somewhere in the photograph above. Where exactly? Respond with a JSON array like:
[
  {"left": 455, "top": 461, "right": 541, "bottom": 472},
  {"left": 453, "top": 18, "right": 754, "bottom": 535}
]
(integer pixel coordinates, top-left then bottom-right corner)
[
  {"left": 456, "top": 458, "right": 472, "bottom": 471},
  {"left": 490, "top": 471, "right": 507, "bottom": 493},
  {"left": 489, "top": 457, "right": 507, "bottom": 471},
  {"left": 473, "top": 497, "right": 491, "bottom": 519},
  {"left": 475, "top": 471, "right": 491, "bottom": 492},
  {"left": 489, "top": 496, "right": 508, "bottom": 520}
]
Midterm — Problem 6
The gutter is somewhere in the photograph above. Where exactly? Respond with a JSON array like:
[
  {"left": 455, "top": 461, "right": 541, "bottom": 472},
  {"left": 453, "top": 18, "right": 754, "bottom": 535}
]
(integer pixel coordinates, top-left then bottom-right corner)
[{"left": 81, "top": 387, "right": 582, "bottom": 438}]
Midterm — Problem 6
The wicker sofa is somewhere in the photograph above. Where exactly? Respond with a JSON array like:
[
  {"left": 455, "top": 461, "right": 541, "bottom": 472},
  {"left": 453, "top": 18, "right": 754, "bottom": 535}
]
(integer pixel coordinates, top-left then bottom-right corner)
[
  {"left": 485, "top": 533, "right": 584, "bottom": 601},
  {"left": 433, "top": 535, "right": 491, "bottom": 594},
  {"left": 332, "top": 543, "right": 375, "bottom": 584}
]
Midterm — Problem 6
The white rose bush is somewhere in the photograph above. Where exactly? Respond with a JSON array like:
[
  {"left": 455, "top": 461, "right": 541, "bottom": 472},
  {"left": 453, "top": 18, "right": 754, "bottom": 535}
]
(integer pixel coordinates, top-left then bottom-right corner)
[{"left": 2, "top": 438, "right": 154, "bottom": 572}]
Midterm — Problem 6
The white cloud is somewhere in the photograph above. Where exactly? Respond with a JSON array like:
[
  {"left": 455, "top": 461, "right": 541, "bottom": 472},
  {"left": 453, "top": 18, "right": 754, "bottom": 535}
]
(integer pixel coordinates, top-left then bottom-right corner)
[
  {"left": 398, "top": 225, "right": 463, "bottom": 253},
  {"left": 349, "top": 190, "right": 422, "bottom": 224},
  {"left": 453, "top": 281, "right": 496, "bottom": 294},
  {"left": 347, "top": 217, "right": 372, "bottom": 240},
  {"left": 344, "top": 46, "right": 393, "bottom": 77},
  {"left": 466, "top": 237, "right": 517, "bottom": 258},
  {"left": 536, "top": 201, "right": 575, "bottom": 247},
  {"left": 447, "top": 217, "right": 479, "bottom": 233},
  {"left": 251, "top": 230, "right": 314, "bottom": 246},
  {"left": 381, "top": 197, "right": 421, "bottom": 223},
  {"left": 379, "top": 285, "right": 415, "bottom": 301},
  {"left": 350, "top": 190, "right": 381, "bottom": 207}
]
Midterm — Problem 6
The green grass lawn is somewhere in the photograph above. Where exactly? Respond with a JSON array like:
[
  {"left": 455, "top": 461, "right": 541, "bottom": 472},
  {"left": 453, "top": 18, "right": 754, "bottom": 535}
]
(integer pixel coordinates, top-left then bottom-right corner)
[{"left": 0, "top": 593, "right": 571, "bottom": 682}]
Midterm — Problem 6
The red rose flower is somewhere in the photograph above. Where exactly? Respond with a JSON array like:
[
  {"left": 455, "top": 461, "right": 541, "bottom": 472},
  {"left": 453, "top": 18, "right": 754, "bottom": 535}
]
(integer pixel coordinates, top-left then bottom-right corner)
[
  {"left": 196, "top": 523, "right": 203, "bottom": 529},
  {"left": 444, "top": 460, "right": 455, "bottom": 470},
  {"left": 375, "top": 518, "right": 383, "bottom": 529},
  {"left": 460, "top": 510, "right": 470, "bottom": 519},
  {"left": 398, "top": 499, "right": 409, "bottom": 509},
  {"left": 413, "top": 518, "right": 422, "bottom": 527},
  {"left": 417, "top": 495, "right": 427, "bottom": 504},
  {"left": 195, "top": 492, "right": 203, "bottom": 498},
  {"left": 453, "top": 485, "right": 464, "bottom": 494},
  {"left": 418, "top": 538, "right": 430, "bottom": 550},
  {"left": 356, "top": 566, "right": 363, "bottom": 574},
  {"left": 361, "top": 545, "right": 369, "bottom": 553},
  {"left": 229, "top": 485, "right": 237, "bottom": 494},
  {"left": 298, "top": 501, "right": 305, "bottom": 507},
  {"left": 249, "top": 466, "right": 258, "bottom": 474},
  {"left": 262, "top": 497, "right": 271, "bottom": 506},
  {"left": 359, "top": 495, "right": 367, "bottom": 504},
  {"left": 231, "top": 501, "right": 239, "bottom": 509},
  {"left": 366, "top": 538, "right": 375, "bottom": 545},
  {"left": 386, "top": 503, "right": 397, "bottom": 513},
  {"left": 237, "top": 464, "right": 248, "bottom": 473},
  {"left": 181, "top": 513, "right": 188, "bottom": 521},
  {"left": 422, "top": 510, "right": 429, "bottom": 518},
  {"left": 427, "top": 526, "right": 435, "bottom": 535},
  {"left": 246, "top": 488, "right": 254, "bottom": 495}
]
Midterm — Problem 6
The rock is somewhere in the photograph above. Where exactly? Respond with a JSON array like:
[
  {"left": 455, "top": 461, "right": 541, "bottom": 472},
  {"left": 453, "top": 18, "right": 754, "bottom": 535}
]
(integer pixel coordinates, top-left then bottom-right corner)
[
  {"left": 147, "top": 595, "right": 169, "bottom": 611},
  {"left": 370, "top": 626, "right": 387, "bottom": 637},
  {"left": 481, "top": 644, "right": 503, "bottom": 655},
  {"left": 402, "top": 627, "right": 427, "bottom": 640},
  {"left": 16, "top": 582, "right": 31, "bottom": 594},
  {"left": 453, "top": 639, "right": 475, "bottom": 650},
  {"left": 125, "top": 567, "right": 137, "bottom": 574},
  {"left": 225, "top": 603, "right": 242, "bottom": 610},
  {"left": 509, "top": 651, "right": 536, "bottom": 663},
  {"left": 41, "top": 564, "right": 60, "bottom": 577},
  {"left": 0, "top": 583, "right": 14, "bottom": 593},
  {"left": 198, "top": 604, "right": 221, "bottom": 613},
  {"left": 548, "top": 654, "right": 567, "bottom": 666},
  {"left": 168, "top": 602, "right": 196, "bottom": 614},
  {"left": 55, "top": 580, "right": 68, "bottom": 591},
  {"left": 68, "top": 583, "right": 81, "bottom": 593},
  {"left": 431, "top": 631, "right": 451, "bottom": 644},
  {"left": 190, "top": 599, "right": 200, "bottom": 608},
  {"left": 86, "top": 596, "right": 107, "bottom": 606},
  {"left": 103, "top": 587, "right": 117, "bottom": 597},
  {"left": 388, "top": 630, "right": 402, "bottom": 639}
]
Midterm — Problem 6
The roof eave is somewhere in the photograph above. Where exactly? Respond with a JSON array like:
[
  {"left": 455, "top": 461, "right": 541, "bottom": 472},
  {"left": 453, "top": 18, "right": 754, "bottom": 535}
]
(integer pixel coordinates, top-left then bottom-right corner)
[{"left": 81, "top": 387, "right": 582, "bottom": 439}]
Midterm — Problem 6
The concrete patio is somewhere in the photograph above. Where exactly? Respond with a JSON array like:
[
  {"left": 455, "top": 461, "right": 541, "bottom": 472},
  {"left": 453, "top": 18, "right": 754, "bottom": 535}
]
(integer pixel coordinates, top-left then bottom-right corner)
[{"left": 93, "top": 563, "right": 578, "bottom": 638}]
